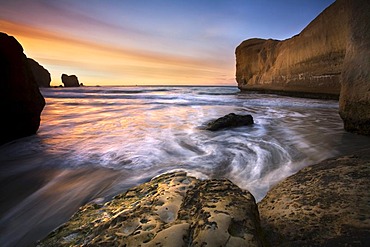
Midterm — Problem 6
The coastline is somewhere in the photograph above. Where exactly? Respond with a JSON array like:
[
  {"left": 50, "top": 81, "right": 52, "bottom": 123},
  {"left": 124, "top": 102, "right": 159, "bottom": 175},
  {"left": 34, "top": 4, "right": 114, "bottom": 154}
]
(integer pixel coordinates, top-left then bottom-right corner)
[{"left": 238, "top": 86, "right": 340, "bottom": 100}]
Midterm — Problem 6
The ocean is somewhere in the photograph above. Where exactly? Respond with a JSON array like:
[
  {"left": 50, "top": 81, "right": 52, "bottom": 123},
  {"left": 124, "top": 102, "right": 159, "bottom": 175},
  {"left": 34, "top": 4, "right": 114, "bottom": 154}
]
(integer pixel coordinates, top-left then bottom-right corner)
[{"left": 1, "top": 86, "right": 370, "bottom": 246}]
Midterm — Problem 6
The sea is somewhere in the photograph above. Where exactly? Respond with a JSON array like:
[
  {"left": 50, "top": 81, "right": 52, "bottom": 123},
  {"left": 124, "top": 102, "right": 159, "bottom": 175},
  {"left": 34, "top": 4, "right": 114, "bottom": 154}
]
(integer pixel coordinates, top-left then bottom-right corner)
[{"left": 1, "top": 86, "right": 370, "bottom": 246}]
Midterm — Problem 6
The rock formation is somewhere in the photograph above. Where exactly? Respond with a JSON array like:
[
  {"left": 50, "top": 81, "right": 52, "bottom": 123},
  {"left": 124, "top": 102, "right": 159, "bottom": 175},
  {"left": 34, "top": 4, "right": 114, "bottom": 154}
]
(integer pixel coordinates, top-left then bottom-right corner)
[
  {"left": 38, "top": 172, "right": 265, "bottom": 246},
  {"left": 258, "top": 155, "right": 370, "bottom": 246},
  {"left": 339, "top": 0, "right": 370, "bottom": 135},
  {"left": 27, "top": 58, "right": 51, "bottom": 87},
  {"left": 205, "top": 113, "right": 254, "bottom": 131},
  {"left": 236, "top": 0, "right": 348, "bottom": 98},
  {"left": 61, "top": 73, "right": 80, "bottom": 87},
  {"left": 0, "top": 32, "right": 45, "bottom": 145}
]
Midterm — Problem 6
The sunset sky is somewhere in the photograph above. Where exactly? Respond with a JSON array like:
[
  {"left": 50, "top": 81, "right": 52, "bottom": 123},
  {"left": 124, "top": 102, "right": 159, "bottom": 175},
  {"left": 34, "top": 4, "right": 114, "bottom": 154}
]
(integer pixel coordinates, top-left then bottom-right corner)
[{"left": 1, "top": 0, "right": 335, "bottom": 86}]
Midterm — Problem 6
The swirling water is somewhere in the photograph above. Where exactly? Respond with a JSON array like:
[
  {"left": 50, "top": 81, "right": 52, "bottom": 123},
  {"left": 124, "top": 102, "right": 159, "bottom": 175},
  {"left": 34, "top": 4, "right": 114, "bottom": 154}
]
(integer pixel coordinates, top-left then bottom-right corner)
[{"left": 1, "top": 86, "right": 369, "bottom": 246}]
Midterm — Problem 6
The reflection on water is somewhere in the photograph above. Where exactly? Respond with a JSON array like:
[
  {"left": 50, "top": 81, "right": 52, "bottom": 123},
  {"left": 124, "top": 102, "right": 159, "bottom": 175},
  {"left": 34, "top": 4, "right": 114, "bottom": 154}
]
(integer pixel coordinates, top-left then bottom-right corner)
[{"left": 0, "top": 86, "right": 369, "bottom": 246}]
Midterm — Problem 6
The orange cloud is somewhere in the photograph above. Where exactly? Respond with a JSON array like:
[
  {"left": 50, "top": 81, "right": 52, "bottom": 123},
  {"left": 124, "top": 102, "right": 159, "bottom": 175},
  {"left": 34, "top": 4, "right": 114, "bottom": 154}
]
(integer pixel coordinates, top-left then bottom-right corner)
[{"left": 1, "top": 20, "right": 235, "bottom": 86}]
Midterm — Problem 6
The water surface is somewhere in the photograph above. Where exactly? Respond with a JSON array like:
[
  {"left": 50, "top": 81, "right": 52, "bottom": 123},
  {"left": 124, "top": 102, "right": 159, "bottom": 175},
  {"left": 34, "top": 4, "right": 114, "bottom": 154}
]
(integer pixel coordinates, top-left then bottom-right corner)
[{"left": 1, "top": 86, "right": 369, "bottom": 246}]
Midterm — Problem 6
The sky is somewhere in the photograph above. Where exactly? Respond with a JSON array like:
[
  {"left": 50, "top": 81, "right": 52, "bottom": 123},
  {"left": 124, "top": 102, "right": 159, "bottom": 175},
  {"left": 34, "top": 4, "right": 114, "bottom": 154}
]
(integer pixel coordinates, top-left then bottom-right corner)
[{"left": 0, "top": 0, "right": 335, "bottom": 86}]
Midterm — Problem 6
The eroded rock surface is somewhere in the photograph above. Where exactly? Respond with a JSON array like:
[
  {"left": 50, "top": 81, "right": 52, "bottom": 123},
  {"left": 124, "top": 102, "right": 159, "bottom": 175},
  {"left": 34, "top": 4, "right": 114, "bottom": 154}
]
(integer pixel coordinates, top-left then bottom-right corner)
[
  {"left": 339, "top": 0, "right": 370, "bottom": 135},
  {"left": 61, "top": 73, "right": 80, "bottom": 87},
  {"left": 258, "top": 155, "right": 370, "bottom": 246},
  {"left": 206, "top": 113, "right": 254, "bottom": 131},
  {"left": 0, "top": 32, "right": 45, "bottom": 145},
  {"left": 27, "top": 58, "right": 51, "bottom": 87},
  {"left": 38, "top": 172, "right": 265, "bottom": 246},
  {"left": 236, "top": 0, "right": 348, "bottom": 98}
]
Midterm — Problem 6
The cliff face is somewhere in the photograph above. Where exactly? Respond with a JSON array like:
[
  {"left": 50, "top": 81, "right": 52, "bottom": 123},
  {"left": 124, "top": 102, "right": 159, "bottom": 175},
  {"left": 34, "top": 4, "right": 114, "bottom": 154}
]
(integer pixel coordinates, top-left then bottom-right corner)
[
  {"left": 27, "top": 58, "right": 51, "bottom": 87},
  {"left": 236, "top": 0, "right": 348, "bottom": 98},
  {"left": 339, "top": 0, "right": 370, "bottom": 135},
  {"left": 0, "top": 32, "right": 45, "bottom": 145}
]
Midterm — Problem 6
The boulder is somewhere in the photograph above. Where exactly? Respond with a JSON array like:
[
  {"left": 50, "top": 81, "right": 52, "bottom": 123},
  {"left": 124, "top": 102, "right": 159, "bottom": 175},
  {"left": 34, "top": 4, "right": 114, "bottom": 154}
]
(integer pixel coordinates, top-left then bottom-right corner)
[
  {"left": 206, "top": 113, "right": 254, "bottom": 131},
  {"left": 61, "top": 74, "right": 80, "bottom": 87},
  {"left": 235, "top": 0, "right": 348, "bottom": 99},
  {"left": 0, "top": 32, "right": 45, "bottom": 145},
  {"left": 27, "top": 58, "right": 51, "bottom": 87},
  {"left": 258, "top": 156, "right": 370, "bottom": 246},
  {"left": 38, "top": 172, "right": 265, "bottom": 246},
  {"left": 339, "top": 0, "right": 370, "bottom": 135}
]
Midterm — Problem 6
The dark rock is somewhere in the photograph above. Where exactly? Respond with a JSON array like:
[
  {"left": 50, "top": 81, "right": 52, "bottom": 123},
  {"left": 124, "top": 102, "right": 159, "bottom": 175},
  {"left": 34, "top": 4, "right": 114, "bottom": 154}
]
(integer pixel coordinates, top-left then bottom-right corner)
[
  {"left": 27, "top": 58, "right": 51, "bottom": 87},
  {"left": 258, "top": 155, "right": 370, "bottom": 246},
  {"left": 61, "top": 74, "right": 80, "bottom": 87},
  {"left": 0, "top": 32, "right": 45, "bottom": 145},
  {"left": 206, "top": 113, "right": 254, "bottom": 131},
  {"left": 339, "top": 0, "right": 370, "bottom": 135},
  {"left": 38, "top": 172, "right": 265, "bottom": 246}
]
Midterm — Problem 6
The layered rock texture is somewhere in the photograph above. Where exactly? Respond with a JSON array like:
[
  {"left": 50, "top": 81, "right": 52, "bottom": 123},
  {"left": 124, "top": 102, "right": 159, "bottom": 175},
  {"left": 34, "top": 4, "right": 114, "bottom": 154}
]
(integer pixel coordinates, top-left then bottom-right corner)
[
  {"left": 27, "top": 58, "right": 51, "bottom": 87},
  {"left": 236, "top": 0, "right": 348, "bottom": 98},
  {"left": 0, "top": 32, "right": 45, "bottom": 145},
  {"left": 259, "top": 155, "right": 370, "bottom": 246},
  {"left": 339, "top": 0, "right": 370, "bottom": 135},
  {"left": 38, "top": 172, "right": 265, "bottom": 247},
  {"left": 61, "top": 73, "right": 80, "bottom": 87}
]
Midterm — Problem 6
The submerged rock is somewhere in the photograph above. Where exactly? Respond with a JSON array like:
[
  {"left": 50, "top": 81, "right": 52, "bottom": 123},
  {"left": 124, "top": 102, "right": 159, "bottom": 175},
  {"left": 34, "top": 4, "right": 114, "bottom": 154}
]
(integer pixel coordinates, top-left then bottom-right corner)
[
  {"left": 38, "top": 172, "right": 265, "bottom": 246},
  {"left": 27, "top": 58, "right": 51, "bottom": 87},
  {"left": 61, "top": 74, "right": 80, "bottom": 87},
  {"left": 206, "top": 113, "right": 254, "bottom": 131},
  {"left": 0, "top": 32, "right": 45, "bottom": 145},
  {"left": 258, "top": 155, "right": 370, "bottom": 246}
]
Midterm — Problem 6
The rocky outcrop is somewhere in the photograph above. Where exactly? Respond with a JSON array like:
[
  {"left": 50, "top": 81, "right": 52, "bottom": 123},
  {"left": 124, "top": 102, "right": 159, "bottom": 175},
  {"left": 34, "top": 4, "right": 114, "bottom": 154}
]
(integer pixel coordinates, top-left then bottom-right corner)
[
  {"left": 339, "top": 0, "right": 370, "bottom": 135},
  {"left": 0, "top": 32, "right": 45, "bottom": 145},
  {"left": 205, "top": 113, "right": 254, "bottom": 131},
  {"left": 61, "top": 74, "right": 80, "bottom": 87},
  {"left": 27, "top": 58, "right": 51, "bottom": 87},
  {"left": 258, "top": 155, "right": 370, "bottom": 246},
  {"left": 38, "top": 172, "right": 265, "bottom": 246},
  {"left": 236, "top": 0, "right": 348, "bottom": 98}
]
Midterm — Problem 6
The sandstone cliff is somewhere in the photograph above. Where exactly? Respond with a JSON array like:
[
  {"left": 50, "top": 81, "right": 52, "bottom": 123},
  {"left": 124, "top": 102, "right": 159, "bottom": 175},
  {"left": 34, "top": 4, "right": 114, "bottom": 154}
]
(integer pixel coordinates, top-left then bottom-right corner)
[
  {"left": 339, "top": 0, "right": 370, "bottom": 135},
  {"left": 0, "top": 32, "right": 45, "bottom": 145},
  {"left": 236, "top": 0, "right": 348, "bottom": 98},
  {"left": 27, "top": 58, "right": 51, "bottom": 87}
]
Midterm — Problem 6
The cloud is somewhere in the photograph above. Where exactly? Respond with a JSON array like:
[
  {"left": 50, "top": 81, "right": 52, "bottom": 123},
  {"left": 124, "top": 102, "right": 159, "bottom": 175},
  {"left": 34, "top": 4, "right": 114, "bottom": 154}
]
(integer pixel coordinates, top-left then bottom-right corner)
[{"left": 1, "top": 19, "right": 234, "bottom": 85}]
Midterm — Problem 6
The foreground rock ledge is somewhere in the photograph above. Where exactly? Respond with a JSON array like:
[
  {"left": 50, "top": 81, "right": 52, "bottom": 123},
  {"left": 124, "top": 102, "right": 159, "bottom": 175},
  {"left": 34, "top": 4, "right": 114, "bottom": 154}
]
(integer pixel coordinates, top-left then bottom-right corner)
[
  {"left": 258, "top": 155, "right": 370, "bottom": 246},
  {"left": 38, "top": 172, "right": 265, "bottom": 246}
]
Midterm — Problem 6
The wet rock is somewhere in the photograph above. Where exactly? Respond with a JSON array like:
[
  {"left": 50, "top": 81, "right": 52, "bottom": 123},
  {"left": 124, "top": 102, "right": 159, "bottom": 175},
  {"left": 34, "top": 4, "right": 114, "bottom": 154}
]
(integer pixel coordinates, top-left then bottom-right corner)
[
  {"left": 206, "top": 113, "right": 254, "bottom": 131},
  {"left": 38, "top": 172, "right": 265, "bottom": 246},
  {"left": 27, "top": 58, "right": 51, "bottom": 87},
  {"left": 339, "top": 0, "right": 370, "bottom": 135},
  {"left": 236, "top": 0, "right": 348, "bottom": 98},
  {"left": 0, "top": 32, "right": 45, "bottom": 145},
  {"left": 258, "top": 155, "right": 370, "bottom": 246},
  {"left": 61, "top": 74, "right": 80, "bottom": 87}
]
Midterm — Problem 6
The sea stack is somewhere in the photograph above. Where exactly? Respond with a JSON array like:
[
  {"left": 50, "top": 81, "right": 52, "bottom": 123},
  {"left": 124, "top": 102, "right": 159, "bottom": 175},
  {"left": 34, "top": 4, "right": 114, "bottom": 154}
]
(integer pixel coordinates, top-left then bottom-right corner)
[
  {"left": 0, "top": 32, "right": 45, "bottom": 145},
  {"left": 27, "top": 58, "right": 51, "bottom": 87},
  {"left": 339, "top": 0, "right": 370, "bottom": 135},
  {"left": 61, "top": 74, "right": 80, "bottom": 87},
  {"left": 235, "top": 0, "right": 348, "bottom": 98}
]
